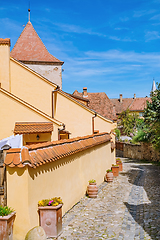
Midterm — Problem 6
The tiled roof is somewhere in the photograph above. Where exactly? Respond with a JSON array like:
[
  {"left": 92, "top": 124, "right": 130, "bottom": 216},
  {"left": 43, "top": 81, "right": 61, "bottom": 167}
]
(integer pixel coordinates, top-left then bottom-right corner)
[
  {"left": 66, "top": 92, "right": 89, "bottom": 106},
  {"left": 11, "top": 22, "right": 63, "bottom": 64},
  {"left": 110, "top": 98, "right": 133, "bottom": 114},
  {"left": 14, "top": 122, "right": 53, "bottom": 134},
  {"left": 111, "top": 97, "right": 151, "bottom": 114},
  {"left": 72, "top": 90, "right": 116, "bottom": 121},
  {"left": 129, "top": 97, "right": 151, "bottom": 111},
  {"left": 4, "top": 132, "right": 111, "bottom": 168}
]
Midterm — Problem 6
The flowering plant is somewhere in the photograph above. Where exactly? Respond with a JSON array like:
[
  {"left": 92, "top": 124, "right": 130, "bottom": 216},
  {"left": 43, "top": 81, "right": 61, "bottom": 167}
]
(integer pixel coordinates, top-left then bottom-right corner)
[
  {"left": 0, "top": 205, "right": 14, "bottom": 217},
  {"left": 38, "top": 197, "right": 63, "bottom": 207}
]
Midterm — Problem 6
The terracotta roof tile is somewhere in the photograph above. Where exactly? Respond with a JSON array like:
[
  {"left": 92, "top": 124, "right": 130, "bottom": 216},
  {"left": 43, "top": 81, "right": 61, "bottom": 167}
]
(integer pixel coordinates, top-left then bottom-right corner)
[
  {"left": 21, "top": 147, "right": 30, "bottom": 163},
  {"left": 4, "top": 132, "right": 111, "bottom": 168},
  {"left": 11, "top": 22, "right": 63, "bottom": 64},
  {"left": 4, "top": 153, "right": 14, "bottom": 166},
  {"left": 13, "top": 153, "right": 21, "bottom": 166},
  {"left": 72, "top": 90, "right": 116, "bottom": 121},
  {"left": 14, "top": 122, "right": 53, "bottom": 134}
]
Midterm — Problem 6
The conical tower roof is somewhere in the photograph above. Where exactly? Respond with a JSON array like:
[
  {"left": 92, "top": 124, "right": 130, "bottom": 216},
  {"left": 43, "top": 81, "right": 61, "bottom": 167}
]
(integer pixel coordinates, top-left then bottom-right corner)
[{"left": 11, "top": 21, "right": 63, "bottom": 64}]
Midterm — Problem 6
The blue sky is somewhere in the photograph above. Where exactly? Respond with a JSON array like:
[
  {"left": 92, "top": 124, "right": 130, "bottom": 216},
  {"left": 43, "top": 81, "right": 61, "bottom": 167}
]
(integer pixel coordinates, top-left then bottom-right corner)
[{"left": 1, "top": 0, "right": 160, "bottom": 98}]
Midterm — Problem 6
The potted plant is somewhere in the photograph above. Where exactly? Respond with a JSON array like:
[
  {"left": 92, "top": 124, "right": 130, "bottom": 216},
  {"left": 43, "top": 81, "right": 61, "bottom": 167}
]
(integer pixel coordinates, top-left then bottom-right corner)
[
  {"left": 87, "top": 179, "right": 98, "bottom": 198},
  {"left": 105, "top": 169, "right": 113, "bottom": 182},
  {"left": 111, "top": 164, "right": 119, "bottom": 177},
  {"left": 38, "top": 197, "right": 63, "bottom": 238},
  {"left": 116, "top": 158, "right": 123, "bottom": 171},
  {"left": 0, "top": 205, "right": 16, "bottom": 240}
]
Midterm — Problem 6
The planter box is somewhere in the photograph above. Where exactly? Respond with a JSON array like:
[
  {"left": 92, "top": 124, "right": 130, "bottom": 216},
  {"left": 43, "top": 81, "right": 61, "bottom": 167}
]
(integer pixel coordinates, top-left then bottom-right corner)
[
  {"left": 0, "top": 211, "right": 16, "bottom": 240},
  {"left": 116, "top": 161, "right": 123, "bottom": 172},
  {"left": 38, "top": 204, "right": 62, "bottom": 238},
  {"left": 111, "top": 166, "right": 119, "bottom": 177}
]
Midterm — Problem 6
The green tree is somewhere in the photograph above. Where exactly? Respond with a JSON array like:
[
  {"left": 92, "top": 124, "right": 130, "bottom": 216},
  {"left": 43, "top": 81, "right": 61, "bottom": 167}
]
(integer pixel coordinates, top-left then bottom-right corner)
[
  {"left": 143, "top": 83, "right": 160, "bottom": 150},
  {"left": 118, "top": 109, "right": 140, "bottom": 136}
]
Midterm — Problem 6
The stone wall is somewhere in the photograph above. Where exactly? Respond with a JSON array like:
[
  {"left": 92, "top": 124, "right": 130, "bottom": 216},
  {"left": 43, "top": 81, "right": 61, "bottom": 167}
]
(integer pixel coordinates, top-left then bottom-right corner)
[{"left": 116, "top": 141, "right": 160, "bottom": 162}]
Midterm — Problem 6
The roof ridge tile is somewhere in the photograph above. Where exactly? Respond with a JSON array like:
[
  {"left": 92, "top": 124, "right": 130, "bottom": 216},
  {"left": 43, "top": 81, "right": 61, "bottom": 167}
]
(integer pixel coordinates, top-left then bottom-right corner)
[{"left": 4, "top": 132, "right": 111, "bottom": 168}]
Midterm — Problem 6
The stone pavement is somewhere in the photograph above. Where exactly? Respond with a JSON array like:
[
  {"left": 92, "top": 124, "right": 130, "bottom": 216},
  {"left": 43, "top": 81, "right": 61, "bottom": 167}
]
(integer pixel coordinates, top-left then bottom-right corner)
[{"left": 53, "top": 158, "right": 160, "bottom": 240}]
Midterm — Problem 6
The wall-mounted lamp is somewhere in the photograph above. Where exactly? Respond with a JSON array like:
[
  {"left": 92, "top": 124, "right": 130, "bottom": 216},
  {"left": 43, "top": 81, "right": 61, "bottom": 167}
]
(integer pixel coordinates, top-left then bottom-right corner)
[{"left": 36, "top": 134, "right": 40, "bottom": 140}]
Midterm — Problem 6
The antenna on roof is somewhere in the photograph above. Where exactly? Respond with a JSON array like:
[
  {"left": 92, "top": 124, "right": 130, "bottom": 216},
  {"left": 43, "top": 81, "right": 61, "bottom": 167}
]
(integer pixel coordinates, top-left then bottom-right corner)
[{"left": 28, "top": 2, "right": 31, "bottom": 22}]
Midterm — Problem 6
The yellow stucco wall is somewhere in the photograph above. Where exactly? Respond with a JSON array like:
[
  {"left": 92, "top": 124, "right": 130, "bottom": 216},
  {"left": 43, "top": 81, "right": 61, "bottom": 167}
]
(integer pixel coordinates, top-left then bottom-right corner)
[
  {"left": 7, "top": 141, "right": 114, "bottom": 240},
  {"left": 0, "top": 44, "right": 10, "bottom": 91},
  {"left": 0, "top": 90, "right": 59, "bottom": 140},
  {"left": 55, "top": 92, "right": 116, "bottom": 138},
  {"left": 10, "top": 59, "right": 56, "bottom": 117},
  {"left": 23, "top": 133, "right": 52, "bottom": 145},
  {"left": 94, "top": 115, "right": 116, "bottom": 134},
  {"left": 54, "top": 92, "right": 93, "bottom": 137}
]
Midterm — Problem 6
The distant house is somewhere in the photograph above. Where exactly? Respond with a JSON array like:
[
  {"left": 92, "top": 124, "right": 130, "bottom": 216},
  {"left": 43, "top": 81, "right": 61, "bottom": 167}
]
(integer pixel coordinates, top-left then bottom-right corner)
[
  {"left": 110, "top": 93, "right": 151, "bottom": 118},
  {"left": 72, "top": 87, "right": 117, "bottom": 122}
]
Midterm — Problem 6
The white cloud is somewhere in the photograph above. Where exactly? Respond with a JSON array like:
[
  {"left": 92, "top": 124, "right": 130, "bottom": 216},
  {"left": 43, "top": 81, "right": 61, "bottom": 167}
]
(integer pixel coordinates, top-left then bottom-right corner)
[
  {"left": 133, "top": 9, "right": 156, "bottom": 18},
  {"left": 150, "top": 13, "right": 160, "bottom": 20},
  {"left": 109, "top": 36, "right": 134, "bottom": 42},
  {"left": 42, "top": 20, "right": 106, "bottom": 37},
  {"left": 145, "top": 31, "right": 160, "bottom": 41}
]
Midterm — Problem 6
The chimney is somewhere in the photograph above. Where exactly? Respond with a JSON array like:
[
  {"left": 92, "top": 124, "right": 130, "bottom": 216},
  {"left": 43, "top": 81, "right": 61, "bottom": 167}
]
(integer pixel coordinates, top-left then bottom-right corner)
[
  {"left": 134, "top": 93, "right": 136, "bottom": 99},
  {"left": 119, "top": 94, "right": 123, "bottom": 103},
  {"left": 0, "top": 38, "right": 10, "bottom": 91},
  {"left": 83, "top": 87, "right": 88, "bottom": 97}
]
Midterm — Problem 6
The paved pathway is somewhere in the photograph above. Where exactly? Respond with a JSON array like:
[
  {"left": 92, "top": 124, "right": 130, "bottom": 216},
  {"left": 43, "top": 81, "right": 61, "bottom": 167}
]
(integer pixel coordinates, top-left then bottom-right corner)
[{"left": 55, "top": 158, "right": 160, "bottom": 240}]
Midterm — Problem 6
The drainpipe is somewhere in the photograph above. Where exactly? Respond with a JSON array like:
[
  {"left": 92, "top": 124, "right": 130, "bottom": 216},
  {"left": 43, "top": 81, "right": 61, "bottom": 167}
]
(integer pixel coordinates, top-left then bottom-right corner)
[
  {"left": 92, "top": 113, "right": 97, "bottom": 134},
  {"left": 52, "top": 86, "right": 60, "bottom": 118},
  {"left": 58, "top": 124, "right": 65, "bottom": 140}
]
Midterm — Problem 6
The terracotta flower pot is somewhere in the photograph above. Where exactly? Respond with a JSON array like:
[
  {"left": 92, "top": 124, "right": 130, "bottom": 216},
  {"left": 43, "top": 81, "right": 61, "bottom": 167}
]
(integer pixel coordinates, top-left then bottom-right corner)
[
  {"left": 38, "top": 204, "right": 63, "bottom": 238},
  {"left": 0, "top": 211, "right": 16, "bottom": 240},
  {"left": 87, "top": 182, "right": 98, "bottom": 198},
  {"left": 111, "top": 166, "right": 119, "bottom": 177},
  {"left": 106, "top": 172, "right": 113, "bottom": 182},
  {"left": 117, "top": 162, "right": 123, "bottom": 171}
]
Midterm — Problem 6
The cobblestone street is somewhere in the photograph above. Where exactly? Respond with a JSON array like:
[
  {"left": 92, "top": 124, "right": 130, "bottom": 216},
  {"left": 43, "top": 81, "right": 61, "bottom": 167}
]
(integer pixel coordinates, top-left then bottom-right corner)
[{"left": 56, "top": 158, "right": 160, "bottom": 240}]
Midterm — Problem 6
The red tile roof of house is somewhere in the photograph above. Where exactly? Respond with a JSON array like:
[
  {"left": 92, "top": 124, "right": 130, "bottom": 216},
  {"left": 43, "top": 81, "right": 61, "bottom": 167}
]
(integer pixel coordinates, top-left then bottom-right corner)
[
  {"left": 4, "top": 132, "right": 111, "bottom": 168},
  {"left": 110, "top": 98, "right": 134, "bottom": 114},
  {"left": 72, "top": 90, "right": 117, "bottom": 121},
  {"left": 111, "top": 96, "right": 151, "bottom": 114},
  {"left": 129, "top": 97, "right": 151, "bottom": 111},
  {"left": 14, "top": 122, "right": 53, "bottom": 134},
  {"left": 11, "top": 22, "right": 63, "bottom": 64}
]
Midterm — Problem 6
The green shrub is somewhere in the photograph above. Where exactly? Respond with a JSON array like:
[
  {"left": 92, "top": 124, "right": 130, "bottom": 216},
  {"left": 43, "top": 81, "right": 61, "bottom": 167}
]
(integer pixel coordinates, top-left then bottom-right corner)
[
  {"left": 89, "top": 179, "right": 96, "bottom": 183},
  {"left": 106, "top": 169, "right": 112, "bottom": 173}
]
